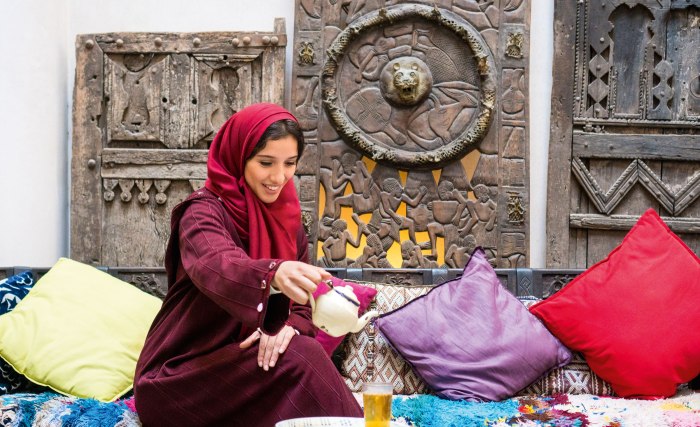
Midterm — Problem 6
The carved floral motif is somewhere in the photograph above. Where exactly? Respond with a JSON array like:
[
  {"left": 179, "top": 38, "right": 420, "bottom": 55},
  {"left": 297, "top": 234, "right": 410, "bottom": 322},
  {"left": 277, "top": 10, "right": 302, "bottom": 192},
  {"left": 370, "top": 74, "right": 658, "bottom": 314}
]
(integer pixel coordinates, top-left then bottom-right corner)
[
  {"left": 298, "top": 41, "right": 315, "bottom": 65},
  {"left": 507, "top": 193, "right": 525, "bottom": 224},
  {"left": 506, "top": 32, "right": 524, "bottom": 58}
]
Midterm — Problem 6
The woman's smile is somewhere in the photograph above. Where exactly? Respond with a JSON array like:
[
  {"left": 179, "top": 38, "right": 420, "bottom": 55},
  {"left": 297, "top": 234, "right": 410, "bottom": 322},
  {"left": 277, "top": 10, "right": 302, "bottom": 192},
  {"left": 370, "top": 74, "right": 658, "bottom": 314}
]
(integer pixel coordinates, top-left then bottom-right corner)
[{"left": 262, "top": 183, "right": 282, "bottom": 196}]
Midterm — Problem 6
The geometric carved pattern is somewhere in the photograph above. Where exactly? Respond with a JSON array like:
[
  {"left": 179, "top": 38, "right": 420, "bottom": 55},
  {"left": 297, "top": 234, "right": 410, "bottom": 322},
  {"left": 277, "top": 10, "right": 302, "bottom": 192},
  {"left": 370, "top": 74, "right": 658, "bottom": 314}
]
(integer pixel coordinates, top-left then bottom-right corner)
[
  {"left": 650, "top": 59, "right": 674, "bottom": 120},
  {"left": 587, "top": 50, "right": 610, "bottom": 118},
  {"left": 572, "top": 157, "right": 700, "bottom": 215},
  {"left": 517, "top": 274, "right": 532, "bottom": 296},
  {"left": 547, "top": 1, "right": 700, "bottom": 267},
  {"left": 340, "top": 282, "right": 433, "bottom": 395}
]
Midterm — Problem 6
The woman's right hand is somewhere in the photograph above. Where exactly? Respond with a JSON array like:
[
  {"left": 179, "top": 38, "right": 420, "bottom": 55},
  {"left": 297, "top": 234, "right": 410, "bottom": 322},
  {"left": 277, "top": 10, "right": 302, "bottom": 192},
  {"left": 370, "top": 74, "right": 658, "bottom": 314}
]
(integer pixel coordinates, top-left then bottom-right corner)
[{"left": 271, "top": 261, "right": 332, "bottom": 305}]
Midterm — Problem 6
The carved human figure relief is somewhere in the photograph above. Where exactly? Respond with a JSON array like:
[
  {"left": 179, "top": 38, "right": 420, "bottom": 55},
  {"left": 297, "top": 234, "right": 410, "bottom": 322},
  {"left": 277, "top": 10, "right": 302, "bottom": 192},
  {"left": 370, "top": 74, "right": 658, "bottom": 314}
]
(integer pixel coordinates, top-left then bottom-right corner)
[
  {"left": 317, "top": 216, "right": 363, "bottom": 267},
  {"left": 400, "top": 240, "right": 437, "bottom": 269},
  {"left": 425, "top": 180, "right": 469, "bottom": 260},
  {"left": 444, "top": 234, "right": 477, "bottom": 269},
  {"left": 319, "top": 161, "right": 349, "bottom": 218},
  {"left": 292, "top": 2, "right": 531, "bottom": 267},
  {"left": 351, "top": 232, "right": 391, "bottom": 268},
  {"left": 462, "top": 184, "right": 497, "bottom": 253},
  {"left": 329, "top": 153, "right": 380, "bottom": 217},
  {"left": 366, "top": 178, "right": 427, "bottom": 246}
]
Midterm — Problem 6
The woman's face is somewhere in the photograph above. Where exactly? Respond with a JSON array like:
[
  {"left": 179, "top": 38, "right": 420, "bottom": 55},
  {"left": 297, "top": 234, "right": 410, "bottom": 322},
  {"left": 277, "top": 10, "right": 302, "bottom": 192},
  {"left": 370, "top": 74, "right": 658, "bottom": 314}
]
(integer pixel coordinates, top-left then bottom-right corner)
[{"left": 244, "top": 135, "right": 298, "bottom": 204}]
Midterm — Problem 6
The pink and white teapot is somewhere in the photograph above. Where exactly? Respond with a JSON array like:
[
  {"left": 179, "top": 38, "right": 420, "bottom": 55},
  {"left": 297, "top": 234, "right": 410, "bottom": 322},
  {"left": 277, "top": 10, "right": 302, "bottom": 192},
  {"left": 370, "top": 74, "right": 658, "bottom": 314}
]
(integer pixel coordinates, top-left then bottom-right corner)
[{"left": 307, "top": 278, "right": 378, "bottom": 337}]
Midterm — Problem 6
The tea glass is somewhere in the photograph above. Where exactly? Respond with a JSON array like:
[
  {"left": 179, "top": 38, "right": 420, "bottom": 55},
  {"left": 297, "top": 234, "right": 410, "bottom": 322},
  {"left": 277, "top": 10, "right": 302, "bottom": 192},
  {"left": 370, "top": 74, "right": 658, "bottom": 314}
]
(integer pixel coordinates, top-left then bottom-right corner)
[{"left": 362, "top": 382, "right": 393, "bottom": 427}]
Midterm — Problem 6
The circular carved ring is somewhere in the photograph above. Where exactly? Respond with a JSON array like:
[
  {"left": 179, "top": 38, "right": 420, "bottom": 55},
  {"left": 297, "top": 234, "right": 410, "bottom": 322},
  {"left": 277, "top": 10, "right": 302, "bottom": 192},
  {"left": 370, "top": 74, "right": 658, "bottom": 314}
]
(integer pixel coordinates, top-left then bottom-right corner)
[{"left": 322, "top": 4, "right": 496, "bottom": 169}]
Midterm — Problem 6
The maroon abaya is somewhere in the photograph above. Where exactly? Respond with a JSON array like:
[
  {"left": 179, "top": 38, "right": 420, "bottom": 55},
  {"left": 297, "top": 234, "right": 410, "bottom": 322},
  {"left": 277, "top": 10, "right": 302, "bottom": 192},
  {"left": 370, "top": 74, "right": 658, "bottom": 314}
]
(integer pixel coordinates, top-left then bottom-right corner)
[{"left": 134, "top": 104, "right": 362, "bottom": 426}]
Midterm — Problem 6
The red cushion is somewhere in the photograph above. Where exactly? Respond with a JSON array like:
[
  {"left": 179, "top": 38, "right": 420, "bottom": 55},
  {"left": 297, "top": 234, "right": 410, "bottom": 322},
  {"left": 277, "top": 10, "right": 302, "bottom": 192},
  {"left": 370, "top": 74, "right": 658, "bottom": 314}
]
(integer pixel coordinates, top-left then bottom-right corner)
[
  {"left": 313, "top": 277, "right": 377, "bottom": 356},
  {"left": 530, "top": 209, "right": 700, "bottom": 398}
]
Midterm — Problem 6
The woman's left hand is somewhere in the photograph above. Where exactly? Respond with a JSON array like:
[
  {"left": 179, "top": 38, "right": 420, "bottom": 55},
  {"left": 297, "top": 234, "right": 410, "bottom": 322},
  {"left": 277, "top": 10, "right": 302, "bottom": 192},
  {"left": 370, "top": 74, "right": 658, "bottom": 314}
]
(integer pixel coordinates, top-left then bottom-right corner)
[{"left": 239, "top": 325, "right": 297, "bottom": 371}]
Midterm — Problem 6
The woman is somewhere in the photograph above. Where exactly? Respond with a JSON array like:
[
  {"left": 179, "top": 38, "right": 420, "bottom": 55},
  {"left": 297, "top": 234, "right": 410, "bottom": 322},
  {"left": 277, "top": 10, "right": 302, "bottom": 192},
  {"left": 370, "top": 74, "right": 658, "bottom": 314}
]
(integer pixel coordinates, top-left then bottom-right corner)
[{"left": 134, "top": 103, "right": 363, "bottom": 426}]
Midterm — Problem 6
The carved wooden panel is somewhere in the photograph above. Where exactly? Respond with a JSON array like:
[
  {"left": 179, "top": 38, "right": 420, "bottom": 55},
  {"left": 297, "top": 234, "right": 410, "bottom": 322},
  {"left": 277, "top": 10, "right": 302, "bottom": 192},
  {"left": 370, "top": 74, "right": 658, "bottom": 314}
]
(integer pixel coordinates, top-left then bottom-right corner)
[
  {"left": 547, "top": 1, "right": 700, "bottom": 268},
  {"left": 292, "top": 0, "right": 531, "bottom": 269},
  {"left": 71, "top": 22, "right": 287, "bottom": 266}
]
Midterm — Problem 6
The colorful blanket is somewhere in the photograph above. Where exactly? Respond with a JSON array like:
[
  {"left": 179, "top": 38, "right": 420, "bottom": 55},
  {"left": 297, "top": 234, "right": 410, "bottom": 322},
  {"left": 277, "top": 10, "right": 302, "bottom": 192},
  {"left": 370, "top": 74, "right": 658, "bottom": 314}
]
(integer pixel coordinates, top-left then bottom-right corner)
[
  {"left": 390, "top": 387, "right": 700, "bottom": 427},
  {"left": 2, "top": 389, "right": 699, "bottom": 426},
  {"left": 0, "top": 392, "right": 139, "bottom": 427}
]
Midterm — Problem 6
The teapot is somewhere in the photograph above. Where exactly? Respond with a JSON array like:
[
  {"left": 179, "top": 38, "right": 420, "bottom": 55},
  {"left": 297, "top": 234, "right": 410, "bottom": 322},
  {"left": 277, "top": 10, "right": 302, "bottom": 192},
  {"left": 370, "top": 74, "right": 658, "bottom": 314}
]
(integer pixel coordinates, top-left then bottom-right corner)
[{"left": 307, "top": 278, "right": 378, "bottom": 337}]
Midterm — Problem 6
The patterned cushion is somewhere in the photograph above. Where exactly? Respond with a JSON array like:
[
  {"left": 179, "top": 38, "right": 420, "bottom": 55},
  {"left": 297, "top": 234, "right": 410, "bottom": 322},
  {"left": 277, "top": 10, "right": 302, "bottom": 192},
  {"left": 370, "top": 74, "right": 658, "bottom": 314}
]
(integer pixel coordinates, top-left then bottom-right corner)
[
  {"left": 520, "top": 352, "right": 614, "bottom": 396},
  {"left": 0, "top": 271, "right": 41, "bottom": 395},
  {"left": 0, "top": 270, "right": 34, "bottom": 315},
  {"left": 517, "top": 296, "right": 541, "bottom": 309},
  {"left": 339, "top": 281, "right": 434, "bottom": 395}
]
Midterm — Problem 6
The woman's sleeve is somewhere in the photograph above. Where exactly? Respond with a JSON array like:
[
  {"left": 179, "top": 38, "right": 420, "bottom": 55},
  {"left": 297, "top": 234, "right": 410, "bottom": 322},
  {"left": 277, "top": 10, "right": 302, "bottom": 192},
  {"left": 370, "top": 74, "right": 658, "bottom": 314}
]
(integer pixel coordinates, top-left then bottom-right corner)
[
  {"left": 178, "top": 198, "right": 282, "bottom": 329},
  {"left": 285, "top": 226, "right": 317, "bottom": 337}
]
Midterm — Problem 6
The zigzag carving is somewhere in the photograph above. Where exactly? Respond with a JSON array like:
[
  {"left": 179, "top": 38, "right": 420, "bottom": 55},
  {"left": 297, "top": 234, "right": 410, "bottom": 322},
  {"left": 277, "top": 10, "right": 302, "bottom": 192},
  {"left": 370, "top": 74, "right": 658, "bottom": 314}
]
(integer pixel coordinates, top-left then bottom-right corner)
[
  {"left": 572, "top": 158, "right": 640, "bottom": 214},
  {"left": 676, "top": 172, "right": 700, "bottom": 214},
  {"left": 572, "top": 157, "right": 700, "bottom": 215},
  {"left": 636, "top": 161, "right": 674, "bottom": 213}
]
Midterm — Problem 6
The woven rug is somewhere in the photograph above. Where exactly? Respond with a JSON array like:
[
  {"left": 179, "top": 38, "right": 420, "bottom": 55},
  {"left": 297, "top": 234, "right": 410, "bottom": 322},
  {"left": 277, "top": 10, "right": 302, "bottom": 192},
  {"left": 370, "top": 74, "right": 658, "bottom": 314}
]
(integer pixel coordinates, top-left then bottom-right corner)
[
  {"left": 0, "top": 392, "right": 139, "bottom": 427},
  {"left": 390, "top": 388, "right": 700, "bottom": 427}
]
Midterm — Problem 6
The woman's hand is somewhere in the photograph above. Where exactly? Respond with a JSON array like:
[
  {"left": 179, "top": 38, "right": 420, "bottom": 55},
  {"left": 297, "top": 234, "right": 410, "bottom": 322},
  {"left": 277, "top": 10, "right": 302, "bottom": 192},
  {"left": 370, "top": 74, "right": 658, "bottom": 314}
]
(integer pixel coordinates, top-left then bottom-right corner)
[
  {"left": 272, "top": 261, "right": 331, "bottom": 305},
  {"left": 239, "top": 325, "right": 298, "bottom": 371}
]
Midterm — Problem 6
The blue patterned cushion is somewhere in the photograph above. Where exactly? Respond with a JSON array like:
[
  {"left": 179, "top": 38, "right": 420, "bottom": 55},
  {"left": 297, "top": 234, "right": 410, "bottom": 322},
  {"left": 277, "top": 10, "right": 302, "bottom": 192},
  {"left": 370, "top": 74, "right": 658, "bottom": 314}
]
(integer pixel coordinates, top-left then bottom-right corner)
[
  {"left": 0, "top": 270, "right": 42, "bottom": 395},
  {"left": 0, "top": 270, "right": 34, "bottom": 315}
]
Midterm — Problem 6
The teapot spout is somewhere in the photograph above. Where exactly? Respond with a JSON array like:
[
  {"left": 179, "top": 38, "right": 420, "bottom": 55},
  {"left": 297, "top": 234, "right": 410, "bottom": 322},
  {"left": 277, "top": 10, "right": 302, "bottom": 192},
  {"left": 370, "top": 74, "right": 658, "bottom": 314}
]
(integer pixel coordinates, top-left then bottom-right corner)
[{"left": 351, "top": 310, "right": 379, "bottom": 333}]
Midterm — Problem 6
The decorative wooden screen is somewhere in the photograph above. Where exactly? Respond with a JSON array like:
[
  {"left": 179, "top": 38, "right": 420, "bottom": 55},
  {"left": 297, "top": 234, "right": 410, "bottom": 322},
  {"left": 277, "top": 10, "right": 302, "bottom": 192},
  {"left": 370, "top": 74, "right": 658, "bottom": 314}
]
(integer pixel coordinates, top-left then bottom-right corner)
[
  {"left": 547, "top": 1, "right": 700, "bottom": 267},
  {"left": 71, "top": 21, "right": 287, "bottom": 266},
  {"left": 291, "top": 1, "right": 531, "bottom": 269}
]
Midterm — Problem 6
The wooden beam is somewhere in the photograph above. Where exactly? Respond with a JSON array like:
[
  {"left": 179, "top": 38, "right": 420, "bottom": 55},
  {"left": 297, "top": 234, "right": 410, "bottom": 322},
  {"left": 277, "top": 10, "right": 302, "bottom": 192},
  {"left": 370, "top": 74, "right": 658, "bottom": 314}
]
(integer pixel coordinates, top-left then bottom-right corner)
[
  {"left": 546, "top": 0, "right": 578, "bottom": 267},
  {"left": 573, "top": 133, "right": 700, "bottom": 161},
  {"left": 570, "top": 213, "right": 700, "bottom": 233}
]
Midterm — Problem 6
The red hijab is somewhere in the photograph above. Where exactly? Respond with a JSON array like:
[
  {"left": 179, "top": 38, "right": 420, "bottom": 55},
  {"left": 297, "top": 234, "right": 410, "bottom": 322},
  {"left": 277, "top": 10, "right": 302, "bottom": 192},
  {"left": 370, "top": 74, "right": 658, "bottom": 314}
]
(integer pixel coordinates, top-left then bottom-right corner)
[{"left": 205, "top": 103, "right": 301, "bottom": 261}]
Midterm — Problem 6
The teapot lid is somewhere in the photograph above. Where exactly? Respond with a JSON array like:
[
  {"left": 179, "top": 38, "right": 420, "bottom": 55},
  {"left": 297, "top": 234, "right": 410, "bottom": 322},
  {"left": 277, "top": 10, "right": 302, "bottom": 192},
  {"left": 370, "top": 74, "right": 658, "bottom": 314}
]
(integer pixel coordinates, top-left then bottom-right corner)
[{"left": 332, "top": 286, "right": 360, "bottom": 307}]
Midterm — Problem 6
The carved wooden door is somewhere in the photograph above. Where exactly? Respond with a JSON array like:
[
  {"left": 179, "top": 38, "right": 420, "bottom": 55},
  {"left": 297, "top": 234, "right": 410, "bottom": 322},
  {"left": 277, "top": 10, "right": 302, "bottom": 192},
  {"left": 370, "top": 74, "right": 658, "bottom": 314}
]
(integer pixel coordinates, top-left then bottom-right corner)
[
  {"left": 291, "top": 1, "right": 531, "bottom": 270},
  {"left": 547, "top": 1, "right": 700, "bottom": 267},
  {"left": 71, "top": 22, "right": 287, "bottom": 266}
]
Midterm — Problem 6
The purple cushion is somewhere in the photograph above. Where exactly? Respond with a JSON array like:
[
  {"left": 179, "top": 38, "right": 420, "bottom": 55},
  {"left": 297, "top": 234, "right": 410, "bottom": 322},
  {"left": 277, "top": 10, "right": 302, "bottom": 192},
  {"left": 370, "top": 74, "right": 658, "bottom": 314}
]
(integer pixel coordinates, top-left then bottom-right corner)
[{"left": 375, "top": 248, "right": 572, "bottom": 401}]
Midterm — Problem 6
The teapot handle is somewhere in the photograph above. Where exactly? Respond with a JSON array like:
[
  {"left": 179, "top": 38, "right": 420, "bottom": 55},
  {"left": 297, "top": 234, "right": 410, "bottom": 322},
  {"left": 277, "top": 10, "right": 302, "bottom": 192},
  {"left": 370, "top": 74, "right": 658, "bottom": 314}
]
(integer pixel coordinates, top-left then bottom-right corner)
[
  {"left": 306, "top": 279, "right": 334, "bottom": 312},
  {"left": 307, "top": 290, "right": 315, "bottom": 312}
]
